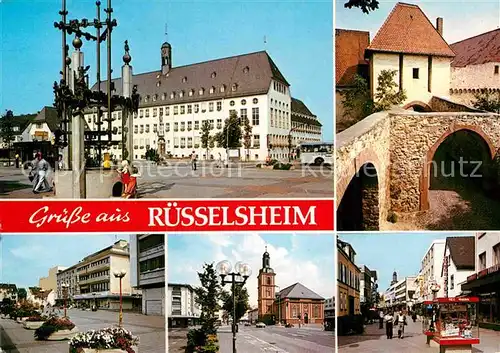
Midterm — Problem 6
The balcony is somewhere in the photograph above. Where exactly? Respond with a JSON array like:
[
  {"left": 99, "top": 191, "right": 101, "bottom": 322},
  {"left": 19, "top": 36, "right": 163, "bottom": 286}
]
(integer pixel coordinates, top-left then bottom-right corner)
[
  {"left": 139, "top": 244, "right": 165, "bottom": 260},
  {"left": 139, "top": 268, "right": 165, "bottom": 285},
  {"left": 78, "top": 275, "right": 110, "bottom": 286},
  {"left": 78, "top": 262, "right": 110, "bottom": 274}
]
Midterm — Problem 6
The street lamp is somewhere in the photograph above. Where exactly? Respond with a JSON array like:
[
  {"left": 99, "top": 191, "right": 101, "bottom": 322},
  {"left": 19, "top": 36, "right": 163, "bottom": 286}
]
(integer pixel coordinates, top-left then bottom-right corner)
[
  {"left": 216, "top": 260, "right": 252, "bottom": 353},
  {"left": 61, "top": 283, "right": 69, "bottom": 318},
  {"left": 113, "top": 269, "right": 127, "bottom": 327}
]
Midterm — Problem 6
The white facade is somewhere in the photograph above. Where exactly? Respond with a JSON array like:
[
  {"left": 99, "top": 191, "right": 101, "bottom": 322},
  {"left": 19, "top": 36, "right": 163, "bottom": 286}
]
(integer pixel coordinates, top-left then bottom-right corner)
[
  {"left": 443, "top": 244, "right": 475, "bottom": 298},
  {"left": 371, "top": 53, "right": 452, "bottom": 105},
  {"left": 20, "top": 121, "right": 53, "bottom": 143},
  {"left": 420, "top": 239, "right": 446, "bottom": 301},
  {"left": 85, "top": 84, "right": 294, "bottom": 161},
  {"left": 27, "top": 289, "right": 56, "bottom": 307},
  {"left": 385, "top": 276, "right": 417, "bottom": 309},
  {"left": 168, "top": 284, "right": 201, "bottom": 319},
  {"left": 476, "top": 232, "right": 500, "bottom": 271},
  {"left": 0, "top": 285, "right": 18, "bottom": 302}
]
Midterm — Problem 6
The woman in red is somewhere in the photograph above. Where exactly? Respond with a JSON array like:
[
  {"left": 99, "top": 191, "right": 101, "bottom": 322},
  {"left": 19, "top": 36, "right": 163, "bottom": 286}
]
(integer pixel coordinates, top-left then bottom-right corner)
[{"left": 118, "top": 160, "right": 137, "bottom": 198}]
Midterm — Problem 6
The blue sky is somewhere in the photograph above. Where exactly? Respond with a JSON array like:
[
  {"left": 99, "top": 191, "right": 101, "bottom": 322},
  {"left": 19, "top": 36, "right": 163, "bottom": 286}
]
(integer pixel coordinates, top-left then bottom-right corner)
[
  {"left": 0, "top": 0, "right": 333, "bottom": 140},
  {"left": 336, "top": 0, "right": 500, "bottom": 44},
  {"left": 168, "top": 233, "right": 335, "bottom": 306},
  {"left": 0, "top": 234, "right": 129, "bottom": 289},
  {"left": 339, "top": 232, "right": 474, "bottom": 291}
]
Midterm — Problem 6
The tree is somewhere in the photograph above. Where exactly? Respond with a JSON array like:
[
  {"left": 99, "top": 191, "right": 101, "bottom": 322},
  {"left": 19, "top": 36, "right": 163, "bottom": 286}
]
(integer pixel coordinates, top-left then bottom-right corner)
[
  {"left": 344, "top": 0, "right": 379, "bottom": 13},
  {"left": 0, "top": 110, "right": 15, "bottom": 164},
  {"left": 472, "top": 89, "right": 500, "bottom": 114},
  {"left": 17, "top": 288, "right": 27, "bottom": 301},
  {"left": 373, "top": 69, "right": 407, "bottom": 112},
  {"left": 341, "top": 74, "right": 374, "bottom": 130},
  {"left": 220, "top": 284, "right": 250, "bottom": 323},
  {"left": 241, "top": 116, "right": 253, "bottom": 161},
  {"left": 200, "top": 120, "right": 212, "bottom": 160},
  {"left": 216, "top": 110, "right": 242, "bottom": 150}
]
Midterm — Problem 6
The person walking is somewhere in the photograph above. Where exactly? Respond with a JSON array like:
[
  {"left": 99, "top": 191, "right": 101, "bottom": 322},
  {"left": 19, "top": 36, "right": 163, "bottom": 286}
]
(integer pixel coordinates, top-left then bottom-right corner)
[
  {"left": 191, "top": 151, "right": 197, "bottom": 171},
  {"left": 15, "top": 153, "right": 20, "bottom": 168},
  {"left": 384, "top": 311, "right": 394, "bottom": 339},
  {"left": 31, "top": 152, "right": 52, "bottom": 194},
  {"left": 397, "top": 310, "right": 407, "bottom": 339},
  {"left": 379, "top": 310, "right": 384, "bottom": 329}
]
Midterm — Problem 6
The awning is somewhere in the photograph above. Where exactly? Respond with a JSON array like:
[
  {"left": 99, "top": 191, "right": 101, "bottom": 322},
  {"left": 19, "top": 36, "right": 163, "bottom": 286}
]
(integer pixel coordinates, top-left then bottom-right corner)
[{"left": 462, "top": 271, "right": 500, "bottom": 292}]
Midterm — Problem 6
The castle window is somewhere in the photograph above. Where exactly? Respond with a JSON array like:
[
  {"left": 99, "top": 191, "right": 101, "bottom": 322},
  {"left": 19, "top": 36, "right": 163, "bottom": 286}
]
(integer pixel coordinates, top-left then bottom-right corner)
[
  {"left": 495, "top": 65, "right": 499, "bottom": 75},
  {"left": 413, "top": 68, "right": 419, "bottom": 79},
  {"left": 211, "top": 71, "right": 217, "bottom": 79}
]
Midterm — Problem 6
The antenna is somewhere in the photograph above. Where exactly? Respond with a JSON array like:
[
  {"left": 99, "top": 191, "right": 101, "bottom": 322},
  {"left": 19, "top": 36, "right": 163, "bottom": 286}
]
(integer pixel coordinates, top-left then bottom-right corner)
[
  {"left": 264, "top": 35, "right": 267, "bottom": 50},
  {"left": 165, "top": 23, "right": 168, "bottom": 42}
]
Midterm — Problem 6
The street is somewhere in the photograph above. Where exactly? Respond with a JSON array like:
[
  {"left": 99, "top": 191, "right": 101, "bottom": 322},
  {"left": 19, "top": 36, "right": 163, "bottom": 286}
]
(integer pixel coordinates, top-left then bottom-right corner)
[
  {"left": 0, "top": 309, "right": 165, "bottom": 353},
  {"left": 338, "top": 319, "right": 500, "bottom": 353},
  {"left": 0, "top": 162, "right": 332, "bottom": 199},
  {"left": 169, "top": 325, "right": 335, "bottom": 353}
]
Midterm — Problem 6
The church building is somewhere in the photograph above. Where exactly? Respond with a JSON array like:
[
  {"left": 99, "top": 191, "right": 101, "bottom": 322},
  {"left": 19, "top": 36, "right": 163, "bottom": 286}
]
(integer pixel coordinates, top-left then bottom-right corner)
[{"left": 257, "top": 247, "right": 325, "bottom": 325}]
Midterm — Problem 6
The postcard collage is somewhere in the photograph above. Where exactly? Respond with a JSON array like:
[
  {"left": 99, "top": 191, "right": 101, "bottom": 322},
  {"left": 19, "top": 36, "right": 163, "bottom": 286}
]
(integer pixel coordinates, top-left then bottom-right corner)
[{"left": 0, "top": 0, "right": 500, "bottom": 352}]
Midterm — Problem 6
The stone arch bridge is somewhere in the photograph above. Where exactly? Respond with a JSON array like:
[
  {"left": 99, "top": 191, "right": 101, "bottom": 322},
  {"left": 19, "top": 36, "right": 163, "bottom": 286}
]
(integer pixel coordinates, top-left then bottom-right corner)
[{"left": 336, "top": 109, "right": 500, "bottom": 230}]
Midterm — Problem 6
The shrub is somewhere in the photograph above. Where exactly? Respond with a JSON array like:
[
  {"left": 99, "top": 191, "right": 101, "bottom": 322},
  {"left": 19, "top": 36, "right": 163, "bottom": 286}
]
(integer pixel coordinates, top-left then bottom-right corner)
[
  {"left": 26, "top": 315, "right": 47, "bottom": 322},
  {"left": 186, "top": 328, "right": 207, "bottom": 353},
  {"left": 34, "top": 316, "right": 75, "bottom": 340},
  {"left": 273, "top": 163, "right": 292, "bottom": 170},
  {"left": 387, "top": 211, "right": 398, "bottom": 223}
]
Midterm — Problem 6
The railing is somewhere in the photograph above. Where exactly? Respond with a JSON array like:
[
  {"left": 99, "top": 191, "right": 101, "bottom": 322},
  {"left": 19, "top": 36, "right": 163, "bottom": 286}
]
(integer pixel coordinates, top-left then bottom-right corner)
[
  {"left": 78, "top": 275, "right": 110, "bottom": 285},
  {"left": 139, "top": 268, "right": 165, "bottom": 282},
  {"left": 139, "top": 244, "right": 164, "bottom": 259},
  {"left": 78, "top": 262, "right": 110, "bottom": 274}
]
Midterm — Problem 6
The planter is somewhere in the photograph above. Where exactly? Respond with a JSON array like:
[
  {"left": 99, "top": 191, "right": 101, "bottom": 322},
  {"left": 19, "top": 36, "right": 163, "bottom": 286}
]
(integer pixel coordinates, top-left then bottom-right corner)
[
  {"left": 77, "top": 346, "right": 138, "bottom": 353},
  {"left": 17, "top": 317, "right": 29, "bottom": 322},
  {"left": 261, "top": 165, "right": 274, "bottom": 170},
  {"left": 46, "top": 327, "right": 79, "bottom": 341},
  {"left": 23, "top": 321, "right": 45, "bottom": 330}
]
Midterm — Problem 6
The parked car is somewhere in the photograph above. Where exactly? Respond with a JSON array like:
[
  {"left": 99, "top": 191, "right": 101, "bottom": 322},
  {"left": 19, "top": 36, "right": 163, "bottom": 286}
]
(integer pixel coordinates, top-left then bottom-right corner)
[{"left": 256, "top": 322, "right": 266, "bottom": 328}]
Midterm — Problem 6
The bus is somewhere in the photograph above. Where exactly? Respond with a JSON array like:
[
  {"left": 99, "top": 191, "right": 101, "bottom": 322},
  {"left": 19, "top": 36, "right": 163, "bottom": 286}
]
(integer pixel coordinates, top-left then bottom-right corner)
[{"left": 299, "top": 142, "right": 333, "bottom": 165}]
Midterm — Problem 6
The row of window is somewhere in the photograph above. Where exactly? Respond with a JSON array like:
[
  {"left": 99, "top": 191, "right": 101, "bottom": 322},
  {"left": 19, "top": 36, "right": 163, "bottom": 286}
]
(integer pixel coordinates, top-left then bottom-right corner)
[
  {"left": 139, "top": 99, "right": 259, "bottom": 118},
  {"left": 338, "top": 262, "right": 360, "bottom": 291},
  {"left": 139, "top": 255, "right": 165, "bottom": 273},
  {"left": 79, "top": 270, "right": 110, "bottom": 282},
  {"left": 79, "top": 257, "right": 110, "bottom": 272},
  {"left": 270, "top": 108, "right": 290, "bottom": 129},
  {"left": 80, "top": 282, "right": 110, "bottom": 294},
  {"left": 338, "top": 291, "right": 359, "bottom": 313},
  {"left": 146, "top": 82, "right": 249, "bottom": 102},
  {"left": 273, "top": 81, "right": 287, "bottom": 95}
]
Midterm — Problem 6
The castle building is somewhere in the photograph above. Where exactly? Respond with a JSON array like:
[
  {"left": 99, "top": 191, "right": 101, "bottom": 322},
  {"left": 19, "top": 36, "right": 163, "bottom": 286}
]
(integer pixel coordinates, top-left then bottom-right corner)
[
  {"left": 257, "top": 247, "right": 325, "bottom": 325},
  {"left": 84, "top": 42, "right": 322, "bottom": 161}
]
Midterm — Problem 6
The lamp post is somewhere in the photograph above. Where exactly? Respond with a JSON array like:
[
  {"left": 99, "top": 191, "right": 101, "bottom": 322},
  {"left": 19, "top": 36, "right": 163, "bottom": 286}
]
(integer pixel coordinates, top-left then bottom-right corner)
[
  {"left": 216, "top": 260, "right": 252, "bottom": 353},
  {"left": 61, "top": 283, "right": 69, "bottom": 318},
  {"left": 274, "top": 285, "right": 281, "bottom": 326},
  {"left": 113, "top": 269, "right": 126, "bottom": 327}
]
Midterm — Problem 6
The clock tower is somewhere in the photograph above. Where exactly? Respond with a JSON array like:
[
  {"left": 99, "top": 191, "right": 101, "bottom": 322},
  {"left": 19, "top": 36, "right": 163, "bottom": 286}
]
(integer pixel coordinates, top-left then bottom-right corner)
[
  {"left": 257, "top": 246, "right": 276, "bottom": 319},
  {"left": 161, "top": 41, "right": 172, "bottom": 75}
]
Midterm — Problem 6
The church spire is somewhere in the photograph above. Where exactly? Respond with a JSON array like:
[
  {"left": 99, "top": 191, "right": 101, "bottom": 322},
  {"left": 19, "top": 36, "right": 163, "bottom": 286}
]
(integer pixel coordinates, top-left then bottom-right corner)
[{"left": 262, "top": 246, "right": 270, "bottom": 269}]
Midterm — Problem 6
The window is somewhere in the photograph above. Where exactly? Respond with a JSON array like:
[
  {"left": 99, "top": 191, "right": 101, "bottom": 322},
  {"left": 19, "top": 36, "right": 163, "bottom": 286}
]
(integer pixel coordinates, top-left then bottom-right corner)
[
  {"left": 209, "top": 102, "right": 214, "bottom": 112},
  {"left": 252, "top": 107, "right": 260, "bottom": 126},
  {"left": 180, "top": 122, "right": 185, "bottom": 131},
  {"left": 210, "top": 86, "right": 215, "bottom": 94},
  {"left": 152, "top": 94, "right": 157, "bottom": 101},
  {"left": 241, "top": 99, "right": 246, "bottom": 105},
  {"left": 209, "top": 119, "right": 214, "bottom": 129},
  {"left": 450, "top": 275, "right": 454, "bottom": 290},
  {"left": 170, "top": 92, "right": 175, "bottom": 99},
  {"left": 495, "top": 65, "right": 499, "bottom": 75},
  {"left": 231, "top": 83, "right": 238, "bottom": 91},
  {"left": 153, "top": 108, "right": 157, "bottom": 117},
  {"left": 230, "top": 100, "right": 235, "bottom": 106},
  {"left": 134, "top": 125, "right": 138, "bottom": 134},
  {"left": 145, "top": 109, "right": 150, "bottom": 118},
  {"left": 194, "top": 121, "right": 199, "bottom": 130},
  {"left": 153, "top": 124, "right": 158, "bottom": 133},
  {"left": 139, "top": 110, "right": 144, "bottom": 118},
  {"left": 187, "top": 105, "right": 192, "bottom": 114},
  {"left": 159, "top": 107, "right": 164, "bottom": 116},
  {"left": 174, "top": 122, "right": 179, "bottom": 132},
  {"left": 413, "top": 68, "right": 419, "bottom": 79},
  {"left": 201, "top": 102, "right": 207, "bottom": 113},
  {"left": 179, "top": 91, "right": 184, "bottom": 98},
  {"left": 166, "top": 107, "right": 170, "bottom": 116},
  {"left": 253, "top": 98, "right": 258, "bottom": 104},
  {"left": 145, "top": 125, "right": 150, "bottom": 133},
  {"left": 199, "top": 88, "right": 205, "bottom": 95},
  {"left": 220, "top": 85, "right": 226, "bottom": 93},
  {"left": 162, "top": 93, "right": 166, "bottom": 100},
  {"left": 194, "top": 104, "right": 199, "bottom": 113},
  {"left": 479, "top": 252, "right": 487, "bottom": 270},
  {"left": 180, "top": 105, "right": 185, "bottom": 114},
  {"left": 174, "top": 106, "right": 178, "bottom": 115},
  {"left": 211, "top": 71, "right": 217, "bottom": 79},
  {"left": 182, "top": 76, "right": 187, "bottom": 83},
  {"left": 217, "top": 119, "right": 222, "bottom": 129},
  {"left": 165, "top": 123, "right": 169, "bottom": 132},
  {"left": 217, "top": 101, "right": 222, "bottom": 111},
  {"left": 189, "top": 89, "right": 194, "bottom": 97},
  {"left": 140, "top": 125, "right": 144, "bottom": 134},
  {"left": 253, "top": 135, "right": 260, "bottom": 147},
  {"left": 494, "top": 243, "right": 500, "bottom": 265},
  {"left": 243, "top": 66, "right": 249, "bottom": 74},
  {"left": 240, "top": 108, "right": 247, "bottom": 121}
]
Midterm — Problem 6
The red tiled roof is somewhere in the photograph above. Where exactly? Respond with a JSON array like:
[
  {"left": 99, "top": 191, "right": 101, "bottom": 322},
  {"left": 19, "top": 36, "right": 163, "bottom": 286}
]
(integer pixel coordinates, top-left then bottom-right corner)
[
  {"left": 445, "top": 236, "right": 475, "bottom": 270},
  {"left": 335, "top": 29, "right": 370, "bottom": 86},
  {"left": 450, "top": 29, "right": 500, "bottom": 67},
  {"left": 367, "top": 2, "right": 455, "bottom": 57}
]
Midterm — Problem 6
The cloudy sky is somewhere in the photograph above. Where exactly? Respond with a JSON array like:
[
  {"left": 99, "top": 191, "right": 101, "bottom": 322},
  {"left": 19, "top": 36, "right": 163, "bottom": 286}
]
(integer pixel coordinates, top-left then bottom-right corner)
[
  {"left": 336, "top": 0, "right": 500, "bottom": 44},
  {"left": 0, "top": 234, "right": 130, "bottom": 289},
  {"left": 167, "top": 233, "right": 335, "bottom": 307}
]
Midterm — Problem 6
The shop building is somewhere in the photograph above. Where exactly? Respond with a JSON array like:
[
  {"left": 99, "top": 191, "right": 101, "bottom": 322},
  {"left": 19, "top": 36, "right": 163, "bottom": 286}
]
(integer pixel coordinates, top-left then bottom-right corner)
[
  {"left": 167, "top": 283, "right": 201, "bottom": 327},
  {"left": 441, "top": 236, "right": 475, "bottom": 298}
]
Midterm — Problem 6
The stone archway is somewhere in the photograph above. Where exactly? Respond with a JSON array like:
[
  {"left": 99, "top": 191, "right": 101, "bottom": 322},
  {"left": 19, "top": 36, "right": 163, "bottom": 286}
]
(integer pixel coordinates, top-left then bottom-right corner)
[
  {"left": 337, "top": 161, "right": 380, "bottom": 231},
  {"left": 419, "top": 124, "right": 496, "bottom": 211},
  {"left": 403, "top": 101, "right": 432, "bottom": 112}
]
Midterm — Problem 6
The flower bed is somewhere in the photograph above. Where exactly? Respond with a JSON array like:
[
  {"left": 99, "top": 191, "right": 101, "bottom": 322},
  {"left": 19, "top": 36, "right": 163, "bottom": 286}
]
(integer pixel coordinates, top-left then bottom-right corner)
[
  {"left": 69, "top": 327, "right": 139, "bottom": 353},
  {"left": 34, "top": 316, "right": 77, "bottom": 341},
  {"left": 23, "top": 315, "right": 48, "bottom": 330}
]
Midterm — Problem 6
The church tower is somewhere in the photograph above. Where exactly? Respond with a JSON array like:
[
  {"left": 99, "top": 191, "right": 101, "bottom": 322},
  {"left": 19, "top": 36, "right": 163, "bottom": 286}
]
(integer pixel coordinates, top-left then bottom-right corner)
[
  {"left": 161, "top": 42, "right": 172, "bottom": 75},
  {"left": 257, "top": 246, "right": 276, "bottom": 319},
  {"left": 391, "top": 271, "right": 398, "bottom": 285}
]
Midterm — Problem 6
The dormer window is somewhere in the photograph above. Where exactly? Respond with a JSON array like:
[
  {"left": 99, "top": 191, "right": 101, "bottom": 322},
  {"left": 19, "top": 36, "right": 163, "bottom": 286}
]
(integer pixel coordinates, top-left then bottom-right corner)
[
  {"left": 170, "top": 92, "right": 176, "bottom": 99},
  {"left": 182, "top": 76, "right": 187, "bottom": 83},
  {"left": 180, "top": 91, "right": 184, "bottom": 98},
  {"left": 211, "top": 71, "right": 217, "bottom": 79},
  {"left": 145, "top": 96, "right": 149, "bottom": 103},
  {"left": 210, "top": 86, "right": 215, "bottom": 94},
  {"left": 231, "top": 83, "right": 238, "bottom": 92},
  {"left": 243, "top": 66, "right": 249, "bottom": 73},
  {"left": 153, "top": 94, "right": 158, "bottom": 101},
  {"left": 199, "top": 88, "right": 205, "bottom": 95},
  {"left": 220, "top": 84, "right": 226, "bottom": 93},
  {"left": 156, "top": 81, "right": 161, "bottom": 87},
  {"left": 189, "top": 89, "right": 194, "bottom": 97},
  {"left": 162, "top": 93, "right": 166, "bottom": 100}
]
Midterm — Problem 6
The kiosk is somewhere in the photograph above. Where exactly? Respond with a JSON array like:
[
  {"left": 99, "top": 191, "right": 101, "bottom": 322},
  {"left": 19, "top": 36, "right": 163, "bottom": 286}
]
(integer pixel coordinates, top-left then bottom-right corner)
[{"left": 422, "top": 297, "right": 480, "bottom": 353}]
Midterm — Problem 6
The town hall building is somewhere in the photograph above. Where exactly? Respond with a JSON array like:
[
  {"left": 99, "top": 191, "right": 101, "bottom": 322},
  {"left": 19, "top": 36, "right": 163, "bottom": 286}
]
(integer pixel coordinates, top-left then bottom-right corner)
[
  {"left": 257, "top": 247, "right": 325, "bottom": 325},
  {"left": 84, "top": 42, "right": 322, "bottom": 161}
]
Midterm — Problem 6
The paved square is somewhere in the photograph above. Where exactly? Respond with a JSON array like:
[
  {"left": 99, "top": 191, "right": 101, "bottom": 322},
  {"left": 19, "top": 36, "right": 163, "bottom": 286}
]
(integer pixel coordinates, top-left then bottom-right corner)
[
  {"left": 0, "top": 162, "right": 332, "bottom": 199},
  {"left": 0, "top": 309, "right": 165, "bottom": 353}
]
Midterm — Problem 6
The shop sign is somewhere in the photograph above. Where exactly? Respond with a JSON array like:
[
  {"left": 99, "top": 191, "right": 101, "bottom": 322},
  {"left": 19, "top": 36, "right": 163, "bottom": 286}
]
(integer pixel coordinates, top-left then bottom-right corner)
[{"left": 487, "top": 264, "right": 499, "bottom": 275}]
